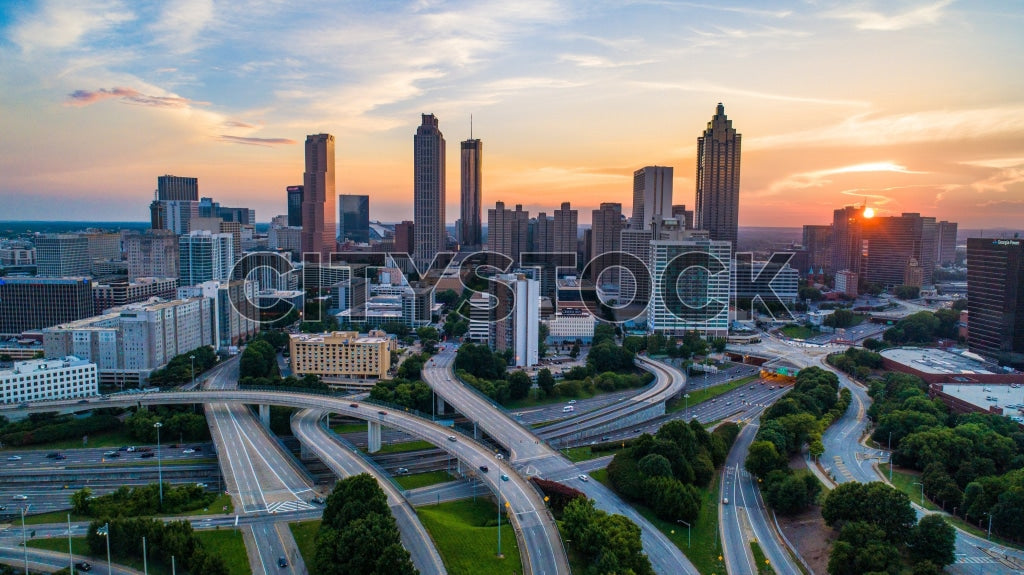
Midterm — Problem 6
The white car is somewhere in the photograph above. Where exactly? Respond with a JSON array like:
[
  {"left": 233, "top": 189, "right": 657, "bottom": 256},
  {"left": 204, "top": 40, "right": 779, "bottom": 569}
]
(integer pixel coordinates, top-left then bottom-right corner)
[
  {"left": 7, "top": 455, "right": 21, "bottom": 461},
  {"left": 12, "top": 495, "right": 28, "bottom": 501},
  {"left": 578, "top": 474, "right": 589, "bottom": 482},
  {"left": 183, "top": 449, "right": 196, "bottom": 454}
]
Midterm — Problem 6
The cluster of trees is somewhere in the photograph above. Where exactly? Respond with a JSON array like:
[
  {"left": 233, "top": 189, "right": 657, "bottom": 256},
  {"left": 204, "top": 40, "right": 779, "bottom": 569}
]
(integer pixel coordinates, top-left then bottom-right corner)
[
  {"left": 823, "top": 308, "right": 858, "bottom": 328},
  {"left": 125, "top": 407, "right": 210, "bottom": 443},
  {"left": 828, "top": 347, "right": 884, "bottom": 380},
  {"left": 147, "top": 346, "right": 218, "bottom": 387},
  {"left": 72, "top": 483, "right": 216, "bottom": 517},
  {"left": 84, "top": 516, "right": 228, "bottom": 574},
  {"left": 314, "top": 474, "right": 417, "bottom": 575},
  {"left": 562, "top": 497, "right": 654, "bottom": 575},
  {"left": 240, "top": 339, "right": 279, "bottom": 379},
  {"left": 239, "top": 334, "right": 326, "bottom": 390},
  {"left": 530, "top": 477, "right": 586, "bottom": 512},
  {"left": 608, "top": 420, "right": 740, "bottom": 522},
  {"left": 894, "top": 285, "right": 921, "bottom": 300},
  {"left": 622, "top": 330, "right": 725, "bottom": 359},
  {"left": 882, "top": 309, "right": 959, "bottom": 345},
  {"left": 369, "top": 378, "right": 433, "bottom": 413},
  {"left": 744, "top": 367, "right": 848, "bottom": 516},
  {"left": 0, "top": 411, "right": 122, "bottom": 447},
  {"left": 869, "top": 371, "right": 1024, "bottom": 540},
  {"left": 822, "top": 482, "right": 955, "bottom": 575}
]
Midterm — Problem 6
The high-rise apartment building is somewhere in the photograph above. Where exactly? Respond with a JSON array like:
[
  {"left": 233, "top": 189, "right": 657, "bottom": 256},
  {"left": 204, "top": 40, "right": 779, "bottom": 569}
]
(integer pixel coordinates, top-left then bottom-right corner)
[
  {"left": 861, "top": 213, "right": 937, "bottom": 288},
  {"left": 125, "top": 230, "right": 179, "bottom": 280},
  {"left": 936, "top": 221, "right": 958, "bottom": 266},
  {"left": 177, "top": 280, "right": 259, "bottom": 348},
  {"left": 0, "top": 277, "right": 95, "bottom": 336},
  {"left": 590, "top": 202, "right": 625, "bottom": 284},
  {"left": 302, "top": 133, "right": 337, "bottom": 258},
  {"left": 533, "top": 213, "right": 554, "bottom": 253},
  {"left": 460, "top": 137, "right": 482, "bottom": 248},
  {"left": 695, "top": 103, "right": 741, "bottom": 246},
  {"left": 487, "top": 201, "right": 529, "bottom": 264},
  {"left": 966, "top": 238, "right": 1024, "bottom": 360},
  {"left": 35, "top": 234, "right": 90, "bottom": 277},
  {"left": 287, "top": 185, "right": 304, "bottom": 227},
  {"left": 414, "top": 114, "right": 446, "bottom": 269},
  {"left": 157, "top": 175, "right": 199, "bottom": 201},
  {"left": 671, "top": 205, "right": 694, "bottom": 230},
  {"left": 632, "top": 167, "right": 673, "bottom": 230},
  {"left": 93, "top": 277, "right": 179, "bottom": 315},
  {"left": 553, "top": 202, "right": 578, "bottom": 254},
  {"left": 648, "top": 234, "right": 731, "bottom": 337},
  {"left": 178, "top": 231, "right": 234, "bottom": 286},
  {"left": 489, "top": 273, "right": 539, "bottom": 367},
  {"left": 832, "top": 205, "right": 867, "bottom": 277},
  {"left": 802, "top": 224, "right": 833, "bottom": 275},
  {"left": 339, "top": 195, "right": 370, "bottom": 243}
]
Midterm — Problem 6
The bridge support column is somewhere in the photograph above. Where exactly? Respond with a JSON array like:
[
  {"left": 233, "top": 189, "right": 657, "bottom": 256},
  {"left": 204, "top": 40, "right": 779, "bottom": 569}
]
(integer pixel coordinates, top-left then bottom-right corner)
[
  {"left": 473, "top": 421, "right": 479, "bottom": 440},
  {"left": 300, "top": 442, "right": 312, "bottom": 460},
  {"left": 435, "top": 394, "right": 445, "bottom": 416},
  {"left": 367, "top": 421, "right": 382, "bottom": 453},
  {"left": 258, "top": 404, "right": 270, "bottom": 428}
]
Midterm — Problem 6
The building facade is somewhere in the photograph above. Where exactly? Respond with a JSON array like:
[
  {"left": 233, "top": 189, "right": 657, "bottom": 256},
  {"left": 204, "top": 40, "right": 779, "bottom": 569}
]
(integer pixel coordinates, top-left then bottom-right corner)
[
  {"left": 489, "top": 274, "right": 539, "bottom": 367},
  {"left": 302, "top": 133, "right": 337, "bottom": 258},
  {"left": 487, "top": 201, "right": 529, "bottom": 264},
  {"left": 287, "top": 185, "right": 304, "bottom": 227},
  {"left": 1, "top": 357, "right": 98, "bottom": 404},
  {"left": 553, "top": 202, "right": 578, "bottom": 254},
  {"left": 178, "top": 231, "right": 235, "bottom": 286},
  {"left": 460, "top": 138, "right": 483, "bottom": 248},
  {"left": 339, "top": 194, "right": 370, "bottom": 244},
  {"left": 414, "top": 114, "right": 446, "bottom": 269},
  {"left": 861, "top": 213, "right": 937, "bottom": 288},
  {"left": 544, "top": 306, "right": 596, "bottom": 344},
  {"left": 802, "top": 224, "right": 833, "bottom": 275},
  {"left": 590, "top": 202, "right": 625, "bottom": 284},
  {"left": 632, "top": 166, "right": 673, "bottom": 231},
  {"left": 35, "top": 235, "right": 90, "bottom": 277},
  {"left": 695, "top": 103, "right": 741, "bottom": 246},
  {"left": 177, "top": 280, "right": 259, "bottom": 348},
  {"left": 150, "top": 199, "right": 198, "bottom": 235},
  {"left": 0, "top": 277, "right": 94, "bottom": 336},
  {"left": 966, "top": 238, "right": 1024, "bottom": 360},
  {"left": 289, "top": 331, "right": 392, "bottom": 383},
  {"left": 125, "top": 230, "right": 179, "bottom": 281},
  {"left": 936, "top": 221, "right": 958, "bottom": 266},
  {"left": 647, "top": 236, "right": 731, "bottom": 337},
  {"left": 831, "top": 205, "right": 866, "bottom": 277},
  {"left": 93, "top": 277, "right": 179, "bottom": 314},
  {"left": 157, "top": 175, "right": 199, "bottom": 201}
]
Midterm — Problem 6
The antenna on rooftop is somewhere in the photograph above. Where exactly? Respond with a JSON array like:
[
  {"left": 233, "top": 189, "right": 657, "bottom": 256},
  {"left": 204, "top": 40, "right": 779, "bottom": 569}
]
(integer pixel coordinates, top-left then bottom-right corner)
[{"left": 470, "top": 114, "right": 473, "bottom": 140}]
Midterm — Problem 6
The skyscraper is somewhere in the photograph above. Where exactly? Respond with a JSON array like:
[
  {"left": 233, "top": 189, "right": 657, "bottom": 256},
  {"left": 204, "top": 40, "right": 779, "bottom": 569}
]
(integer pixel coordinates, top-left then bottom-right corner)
[
  {"left": 460, "top": 137, "right": 482, "bottom": 248},
  {"left": 936, "top": 221, "right": 958, "bottom": 266},
  {"left": 860, "top": 213, "right": 937, "bottom": 288},
  {"left": 671, "top": 205, "right": 694, "bottom": 230},
  {"left": 832, "top": 205, "right": 867, "bottom": 276},
  {"left": 695, "top": 103, "right": 741, "bottom": 246},
  {"left": 487, "top": 201, "right": 529, "bottom": 263},
  {"left": 533, "top": 213, "right": 554, "bottom": 253},
  {"left": 150, "top": 199, "right": 198, "bottom": 235},
  {"left": 802, "top": 224, "right": 833, "bottom": 274},
  {"left": 590, "top": 202, "right": 625, "bottom": 284},
  {"left": 125, "top": 230, "right": 179, "bottom": 280},
  {"left": 553, "top": 202, "right": 579, "bottom": 254},
  {"left": 414, "top": 114, "right": 446, "bottom": 269},
  {"left": 302, "top": 133, "right": 337, "bottom": 258},
  {"left": 631, "top": 167, "right": 673, "bottom": 230},
  {"left": 339, "top": 194, "right": 370, "bottom": 243},
  {"left": 178, "top": 231, "right": 234, "bottom": 287},
  {"left": 35, "top": 235, "right": 91, "bottom": 277},
  {"left": 157, "top": 175, "right": 198, "bottom": 201},
  {"left": 967, "top": 238, "right": 1024, "bottom": 360},
  {"left": 287, "top": 186, "right": 304, "bottom": 227},
  {"left": 394, "top": 221, "right": 415, "bottom": 254}
]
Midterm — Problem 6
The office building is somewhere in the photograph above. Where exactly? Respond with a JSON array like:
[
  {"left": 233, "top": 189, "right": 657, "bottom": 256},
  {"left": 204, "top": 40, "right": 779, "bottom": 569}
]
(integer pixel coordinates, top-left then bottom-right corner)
[
  {"left": 632, "top": 166, "right": 673, "bottom": 230},
  {"left": 460, "top": 137, "right": 483, "bottom": 248},
  {"left": 695, "top": 103, "right": 742, "bottom": 245},
  {"left": 178, "top": 231, "right": 234, "bottom": 286},
  {"left": 35, "top": 234, "right": 90, "bottom": 277},
  {"left": 93, "top": 277, "right": 179, "bottom": 314},
  {"left": 339, "top": 194, "right": 370, "bottom": 243},
  {"left": 0, "top": 277, "right": 94, "bottom": 336},
  {"left": 198, "top": 197, "right": 255, "bottom": 226},
  {"left": 487, "top": 201, "right": 529, "bottom": 264},
  {"left": 966, "top": 238, "right": 1024, "bottom": 360},
  {"left": 43, "top": 297, "right": 213, "bottom": 386},
  {"left": 392, "top": 221, "right": 415, "bottom": 254},
  {"left": 647, "top": 234, "right": 731, "bottom": 337},
  {"left": 544, "top": 305, "right": 596, "bottom": 344},
  {"left": 302, "top": 133, "right": 337, "bottom": 258},
  {"left": 590, "top": 202, "right": 625, "bottom": 284},
  {"left": 490, "top": 273, "right": 539, "bottom": 367},
  {"left": 734, "top": 261, "right": 799, "bottom": 304},
  {"left": 289, "top": 331, "right": 392, "bottom": 383},
  {"left": 835, "top": 270, "right": 859, "bottom": 298},
  {"left": 832, "top": 205, "right": 868, "bottom": 277},
  {"left": 860, "top": 213, "right": 937, "bottom": 288},
  {"left": 936, "top": 221, "right": 958, "bottom": 266},
  {"left": 672, "top": 205, "right": 694, "bottom": 230},
  {"left": 414, "top": 114, "right": 446, "bottom": 269},
  {"left": 191, "top": 217, "right": 242, "bottom": 267},
  {"left": 802, "top": 224, "right": 833, "bottom": 275},
  {"left": 553, "top": 202, "right": 578, "bottom": 254},
  {"left": 1, "top": 357, "right": 98, "bottom": 404},
  {"left": 287, "top": 185, "right": 304, "bottom": 227},
  {"left": 150, "top": 199, "right": 198, "bottom": 235},
  {"left": 177, "top": 280, "right": 259, "bottom": 349},
  {"left": 125, "top": 230, "right": 179, "bottom": 280},
  {"left": 157, "top": 175, "right": 199, "bottom": 201},
  {"left": 269, "top": 225, "right": 302, "bottom": 255},
  {"left": 80, "top": 232, "right": 122, "bottom": 262},
  {"left": 620, "top": 228, "right": 653, "bottom": 305}
]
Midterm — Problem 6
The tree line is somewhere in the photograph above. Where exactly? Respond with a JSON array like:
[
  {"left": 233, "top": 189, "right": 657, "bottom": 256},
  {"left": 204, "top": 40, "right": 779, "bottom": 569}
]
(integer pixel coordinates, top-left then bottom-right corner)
[
  {"left": 72, "top": 483, "right": 216, "bottom": 517},
  {"left": 147, "top": 346, "right": 218, "bottom": 387},
  {"left": 84, "top": 516, "right": 229, "bottom": 574}
]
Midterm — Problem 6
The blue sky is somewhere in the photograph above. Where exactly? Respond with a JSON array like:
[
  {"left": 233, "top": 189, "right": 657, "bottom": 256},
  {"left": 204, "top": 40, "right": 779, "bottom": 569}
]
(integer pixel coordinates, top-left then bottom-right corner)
[{"left": 1, "top": 0, "right": 1022, "bottom": 227}]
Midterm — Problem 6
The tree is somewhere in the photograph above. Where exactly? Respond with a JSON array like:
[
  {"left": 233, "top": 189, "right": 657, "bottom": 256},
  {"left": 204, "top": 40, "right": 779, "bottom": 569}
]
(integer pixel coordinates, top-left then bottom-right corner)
[
  {"left": 508, "top": 371, "right": 532, "bottom": 400},
  {"left": 538, "top": 323, "right": 549, "bottom": 358},
  {"left": 822, "top": 482, "right": 917, "bottom": 543},
  {"left": 637, "top": 453, "right": 673, "bottom": 478},
  {"left": 827, "top": 521, "right": 901, "bottom": 575},
  {"left": 644, "top": 476, "right": 701, "bottom": 521},
  {"left": 454, "top": 343, "right": 506, "bottom": 380},
  {"left": 569, "top": 341, "right": 581, "bottom": 358},
  {"left": 824, "top": 309, "right": 856, "bottom": 328},
  {"left": 435, "top": 289, "right": 459, "bottom": 307},
  {"left": 536, "top": 368, "right": 556, "bottom": 398},
  {"left": 908, "top": 515, "right": 955, "bottom": 567},
  {"left": 745, "top": 440, "right": 786, "bottom": 477},
  {"left": 895, "top": 285, "right": 921, "bottom": 300}
]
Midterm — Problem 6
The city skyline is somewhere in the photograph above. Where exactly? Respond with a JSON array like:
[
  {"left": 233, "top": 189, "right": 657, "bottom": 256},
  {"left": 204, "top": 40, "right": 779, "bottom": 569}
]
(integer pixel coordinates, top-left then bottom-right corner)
[{"left": 0, "top": 1, "right": 1022, "bottom": 228}]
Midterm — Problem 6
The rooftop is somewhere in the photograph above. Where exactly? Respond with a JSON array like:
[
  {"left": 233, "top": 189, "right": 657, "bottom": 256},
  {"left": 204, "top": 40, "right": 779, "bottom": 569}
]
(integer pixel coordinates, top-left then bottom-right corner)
[
  {"left": 881, "top": 347, "right": 1002, "bottom": 375},
  {"left": 2, "top": 356, "right": 93, "bottom": 374}
]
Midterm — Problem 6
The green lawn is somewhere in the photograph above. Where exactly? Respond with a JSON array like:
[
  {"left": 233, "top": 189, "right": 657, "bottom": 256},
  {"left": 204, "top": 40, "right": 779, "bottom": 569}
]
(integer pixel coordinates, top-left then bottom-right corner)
[
  {"left": 750, "top": 541, "right": 777, "bottom": 574},
  {"left": 66, "top": 456, "right": 218, "bottom": 469},
  {"left": 590, "top": 467, "right": 609, "bottom": 486},
  {"left": 5, "top": 429, "right": 137, "bottom": 452},
  {"left": 416, "top": 499, "right": 522, "bottom": 575},
  {"left": 29, "top": 536, "right": 173, "bottom": 575},
  {"left": 195, "top": 529, "right": 249, "bottom": 575},
  {"left": 367, "top": 439, "right": 435, "bottom": 455},
  {"left": 668, "top": 375, "right": 759, "bottom": 414},
  {"left": 22, "top": 493, "right": 233, "bottom": 525},
  {"left": 289, "top": 520, "right": 321, "bottom": 574},
  {"left": 395, "top": 470, "right": 454, "bottom": 490},
  {"left": 560, "top": 445, "right": 624, "bottom": 463},
  {"left": 330, "top": 422, "right": 366, "bottom": 434},
  {"left": 780, "top": 325, "right": 817, "bottom": 340}
]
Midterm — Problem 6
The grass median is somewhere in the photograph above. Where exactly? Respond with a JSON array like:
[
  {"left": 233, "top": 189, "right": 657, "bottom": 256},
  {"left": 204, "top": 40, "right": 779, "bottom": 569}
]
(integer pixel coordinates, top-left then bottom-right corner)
[
  {"left": 416, "top": 499, "right": 522, "bottom": 575},
  {"left": 394, "top": 470, "right": 454, "bottom": 490},
  {"left": 289, "top": 520, "right": 320, "bottom": 574},
  {"left": 667, "top": 375, "right": 759, "bottom": 413}
]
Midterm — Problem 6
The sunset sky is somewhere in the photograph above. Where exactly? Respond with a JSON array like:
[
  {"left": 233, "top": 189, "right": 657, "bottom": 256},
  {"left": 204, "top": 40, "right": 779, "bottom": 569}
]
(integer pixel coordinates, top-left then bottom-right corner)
[{"left": 1, "top": 0, "right": 1022, "bottom": 227}]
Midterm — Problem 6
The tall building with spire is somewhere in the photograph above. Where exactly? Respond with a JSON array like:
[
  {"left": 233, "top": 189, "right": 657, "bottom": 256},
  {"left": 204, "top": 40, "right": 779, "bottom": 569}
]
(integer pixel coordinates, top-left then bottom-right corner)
[
  {"left": 695, "top": 103, "right": 741, "bottom": 246},
  {"left": 414, "top": 114, "right": 446, "bottom": 269},
  {"left": 301, "top": 134, "right": 336, "bottom": 258},
  {"left": 460, "top": 133, "right": 482, "bottom": 249}
]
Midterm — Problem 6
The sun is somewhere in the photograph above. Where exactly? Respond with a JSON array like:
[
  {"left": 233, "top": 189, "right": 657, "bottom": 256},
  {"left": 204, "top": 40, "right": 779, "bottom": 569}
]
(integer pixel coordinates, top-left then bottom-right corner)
[{"left": 863, "top": 207, "right": 875, "bottom": 218}]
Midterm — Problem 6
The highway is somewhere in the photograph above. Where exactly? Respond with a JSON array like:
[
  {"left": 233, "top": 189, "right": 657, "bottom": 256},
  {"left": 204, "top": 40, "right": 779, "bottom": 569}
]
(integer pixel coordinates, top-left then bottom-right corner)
[
  {"left": 0, "top": 544, "right": 142, "bottom": 574},
  {"left": 423, "top": 349, "right": 697, "bottom": 575}
]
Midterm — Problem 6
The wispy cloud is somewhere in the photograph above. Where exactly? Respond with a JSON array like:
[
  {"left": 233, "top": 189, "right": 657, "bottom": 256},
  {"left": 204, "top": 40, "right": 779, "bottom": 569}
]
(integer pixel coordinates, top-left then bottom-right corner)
[
  {"left": 760, "top": 162, "right": 928, "bottom": 196},
  {"left": 66, "top": 87, "right": 208, "bottom": 108},
  {"left": 627, "top": 1, "right": 792, "bottom": 18},
  {"left": 8, "top": 0, "right": 135, "bottom": 51},
  {"left": 218, "top": 135, "right": 296, "bottom": 147},
  {"left": 148, "top": 0, "right": 216, "bottom": 53},
  {"left": 223, "top": 120, "right": 257, "bottom": 129},
  {"left": 825, "top": 0, "right": 954, "bottom": 31},
  {"left": 559, "top": 53, "right": 657, "bottom": 68},
  {"left": 633, "top": 80, "right": 869, "bottom": 107}
]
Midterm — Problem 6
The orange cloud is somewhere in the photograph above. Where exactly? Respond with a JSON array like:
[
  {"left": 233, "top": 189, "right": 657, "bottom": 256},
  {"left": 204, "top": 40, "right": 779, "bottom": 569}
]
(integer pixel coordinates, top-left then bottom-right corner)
[{"left": 66, "top": 87, "right": 207, "bottom": 108}]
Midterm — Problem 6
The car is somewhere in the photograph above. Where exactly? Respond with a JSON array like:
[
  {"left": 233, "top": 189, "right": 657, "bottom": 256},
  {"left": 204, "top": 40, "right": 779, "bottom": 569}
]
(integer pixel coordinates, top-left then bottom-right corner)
[
  {"left": 45, "top": 452, "right": 60, "bottom": 459},
  {"left": 77, "top": 399, "right": 89, "bottom": 404},
  {"left": 75, "top": 562, "right": 92, "bottom": 572},
  {"left": 18, "top": 402, "right": 29, "bottom": 408},
  {"left": 0, "top": 505, "right": 6, "bottom": 511},
  {"left": 190, "top": 446, "right": 203, "bottom": 452},
  {"left": 140, "top": 452, "right": 155, "bottom": 458},
  {"left": 396, "top": 467, "right": 409, "bottom": 475},
  {"left": 278, "top": 557, "right": 288, "bottom": 568},
  {"left": 118, "top": 446, "right": 129, "bottom": 451},
  {"left": 310, "top": 496, "right": 325, "bottom": 504},
  {"left": 578, "top": 474, "right": 589, "bottom": 482},
  {"left": 567, "top": 399, "right": 577, "bottom": 405},
  {"left": 183, "top": 449, "right": 195, "bottom": 454},
  {"left": 447, "top": 435, "right": 457, "bottom": 442},
  {"left": 378, "top": 410, "right": 387, "bottom": 415},
  {"left": 126, "top": 446, "right": 137, "bottom": 452},
  {"left": 12, "top": 495, "right": 28, "bottom": 501},
  {"left": 722, "top": 497, "right": 729, "bottom": 505},
  {"left": 501, "top": 474, "right": 510, "bottom": 481},
  {"left": 196, "top": 483, "right": 208, "bottom": 488},
  {"left": 495, "top": 453, "right": 504, "bottom": 460},
  {"left": 349, "top": 403, "right": 359, "bottom": 408},
  {"left": 103, "top": 450, "right": 117, "bottom": 456},
  {"left": 54, "top": 454, "right": 66, "bottom": 460},
  {"left": 7, "top": 455, "right": 21, "bottom": 461},
  {"left": 479, "top": 465, "right": 489, "bottom": 473}
]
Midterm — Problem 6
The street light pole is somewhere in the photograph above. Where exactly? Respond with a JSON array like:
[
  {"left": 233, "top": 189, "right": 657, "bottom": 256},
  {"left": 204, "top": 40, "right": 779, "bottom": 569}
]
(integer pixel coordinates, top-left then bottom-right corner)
[
  {"left": 143, "top": 535, "right": 148, "bottom": 575},
  {"left": 67, "top": 513, "right": 74, "bottom": 575},
  {"left": 21, "top": 504, "right": 30, "bottom": 575},
  {"left": 677, "top": 519, "right": 691, "bottom": 548},
  {"left": 98, "top": 522, "right": 111, "bottom": 574},
  {"left": 684, "top": 393, "right": 690, "bottom": 420},
  {"left": 190, "top": 354, "right": 195, "bottom": 388},
  {"left": 154, "top": 421, "right": 163, "bottom": 507},
  {"left": 497, "top": 478, "right": 502, "bottom": 558},
  {"left": 913, "top": 481, "right": 924, "bottom": 506}
]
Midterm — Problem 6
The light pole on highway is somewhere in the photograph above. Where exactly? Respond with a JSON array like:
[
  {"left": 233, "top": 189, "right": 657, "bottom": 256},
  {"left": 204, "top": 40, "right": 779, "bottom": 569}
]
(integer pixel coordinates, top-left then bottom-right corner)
[
  {"left": 677, "top": 519, "right": 691, "bottom": 548},
  {"left": 684, "top": 393, "right": 690, "bottom": 420},
  {"left": 154, "top": 421, "right": 164, "bottom": 507},
  {"left": 20, "top": 504, "right": 30, "bottom": 575},
  {"left": 98, "top": 522, "right": 111, "bottom": 574},
  {"left": 190, "top": 354, "right": 196, "bottom": 388},
  {"left": 67, "top": 513, "right": 74, "bottom": 575},
  {"left": 496, "top": 477, "right": 503, "bottom": 558},
  {"left": 913, "top": 481, "right": 924, "bottom": 506}
]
